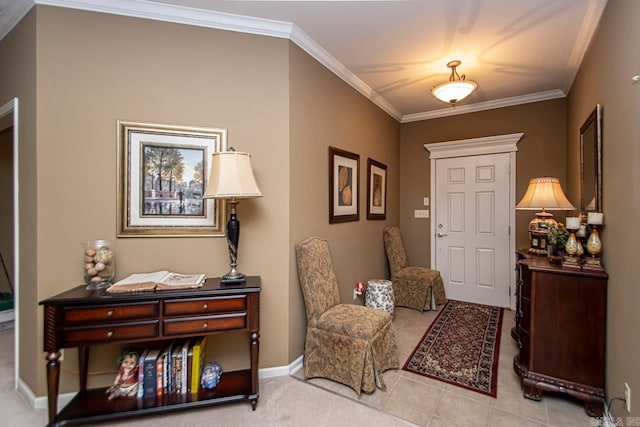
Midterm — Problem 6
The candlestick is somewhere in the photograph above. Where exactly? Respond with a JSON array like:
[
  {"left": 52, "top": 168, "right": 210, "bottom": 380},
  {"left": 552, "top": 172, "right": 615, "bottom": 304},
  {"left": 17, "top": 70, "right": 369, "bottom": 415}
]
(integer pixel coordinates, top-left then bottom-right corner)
[
  {"left": 587, "top": 212, "right": 604, "bottom": 225},
  {"left": 566, "top": 216, "right": 581, "bottom": 230}
]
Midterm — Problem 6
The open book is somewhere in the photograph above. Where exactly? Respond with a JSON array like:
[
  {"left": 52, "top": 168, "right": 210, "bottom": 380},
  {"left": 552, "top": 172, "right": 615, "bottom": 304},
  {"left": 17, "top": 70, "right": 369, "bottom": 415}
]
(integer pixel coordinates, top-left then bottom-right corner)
[{"left": 106, "top": 271, "right": 207, "bottom": 293}]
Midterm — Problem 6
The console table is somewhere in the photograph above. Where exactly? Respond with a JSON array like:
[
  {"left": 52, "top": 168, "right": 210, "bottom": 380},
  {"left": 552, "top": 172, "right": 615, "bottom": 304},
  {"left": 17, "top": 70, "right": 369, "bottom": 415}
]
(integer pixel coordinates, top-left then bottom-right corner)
[
  {"left": 513, "top": 255, "right": 607, "bottom": 416},
  {"left": 40, "top": 276, "right": 260, "bottom": 427}
]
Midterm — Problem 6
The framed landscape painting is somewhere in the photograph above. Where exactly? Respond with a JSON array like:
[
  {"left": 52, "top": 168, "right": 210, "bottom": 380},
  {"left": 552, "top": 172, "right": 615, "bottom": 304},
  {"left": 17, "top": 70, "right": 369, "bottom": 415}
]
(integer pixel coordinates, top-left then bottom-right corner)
[
  {"left": 117, "top": 121, "right": 227, "bottom": 237},
  {"left": 367, "top": 158, "right": 387, "bottom": 220},
  {"left": 329, "top": 146, "right": 359, "bottom": 223}
]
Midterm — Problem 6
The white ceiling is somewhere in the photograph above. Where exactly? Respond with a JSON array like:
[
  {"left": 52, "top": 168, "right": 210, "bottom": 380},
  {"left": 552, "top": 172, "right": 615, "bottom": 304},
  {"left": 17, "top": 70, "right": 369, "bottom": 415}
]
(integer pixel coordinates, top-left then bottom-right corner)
[{"left": 1, "top": 0, "right": 608, "bottom": 122}]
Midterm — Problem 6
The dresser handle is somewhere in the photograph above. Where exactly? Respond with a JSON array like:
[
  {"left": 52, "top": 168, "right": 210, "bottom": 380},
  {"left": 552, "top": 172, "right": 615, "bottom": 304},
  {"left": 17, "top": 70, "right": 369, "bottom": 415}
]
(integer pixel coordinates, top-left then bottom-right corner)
[
  {"left": 203, "top": 303, "right": 208, "bottom": 310},
  {"left": 203, "top": 322, "right": 208, "bottom": 330},
  {"left": 106, "top": 331, "right": 113, "bottom": 338},
  {"left": 106, "top": 310, "right": 114, "bottom": 317}
]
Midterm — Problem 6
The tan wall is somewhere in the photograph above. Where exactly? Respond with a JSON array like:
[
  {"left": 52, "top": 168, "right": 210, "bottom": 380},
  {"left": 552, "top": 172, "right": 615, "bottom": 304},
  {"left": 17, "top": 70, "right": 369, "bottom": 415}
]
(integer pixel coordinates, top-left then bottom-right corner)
[
  {"left": 0, "top": 9, "right": 38, "bottom": 391},
  {"left": 288, "top": 44, "right": 400, "bottom": 360},
  {"left": 34, "top": 6, "right": 290, "bottom": 395},
  {"left": 566, "top": 0, "right": 640, "bottom": 419},
  {"left": 399, "top": 99, "right": 568, "bottom": 266}
]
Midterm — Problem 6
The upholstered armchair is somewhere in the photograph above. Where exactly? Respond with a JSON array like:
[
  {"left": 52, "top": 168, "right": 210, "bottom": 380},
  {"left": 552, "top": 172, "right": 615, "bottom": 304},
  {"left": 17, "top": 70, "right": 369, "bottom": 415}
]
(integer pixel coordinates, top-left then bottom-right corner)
[
  {"left": 383, "top": 225, "right": 446, "bottom": 311},
  {"left": 295, "top": 237, "right": 399, "bottom": 395}
]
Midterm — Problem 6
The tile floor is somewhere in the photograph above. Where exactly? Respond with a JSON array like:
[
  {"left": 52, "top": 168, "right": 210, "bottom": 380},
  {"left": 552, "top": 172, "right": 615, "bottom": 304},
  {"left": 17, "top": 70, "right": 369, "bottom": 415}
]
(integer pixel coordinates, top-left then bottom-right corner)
[{"left": 292, "top": 306, "right": 602, "bottom": 427}]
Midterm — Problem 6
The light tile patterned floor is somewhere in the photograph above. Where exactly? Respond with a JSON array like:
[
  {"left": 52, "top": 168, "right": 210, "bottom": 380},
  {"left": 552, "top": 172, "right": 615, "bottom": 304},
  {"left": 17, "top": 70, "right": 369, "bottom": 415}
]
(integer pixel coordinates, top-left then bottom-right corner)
[{"left": 292, "top": 306, "right": 601, "bottom": 427}]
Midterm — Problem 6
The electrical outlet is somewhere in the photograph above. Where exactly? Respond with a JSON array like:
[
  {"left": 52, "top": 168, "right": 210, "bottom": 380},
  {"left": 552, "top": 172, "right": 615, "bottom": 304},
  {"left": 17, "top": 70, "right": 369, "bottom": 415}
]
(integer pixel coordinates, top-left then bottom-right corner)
[{"left": 625, "top": 382, "right": 631, "bottom": 413}]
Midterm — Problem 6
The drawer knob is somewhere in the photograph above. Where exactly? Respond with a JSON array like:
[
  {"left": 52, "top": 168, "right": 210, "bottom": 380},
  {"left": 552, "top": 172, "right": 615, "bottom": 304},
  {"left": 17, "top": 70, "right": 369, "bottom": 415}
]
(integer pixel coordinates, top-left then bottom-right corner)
[
  {"left": 106, "top": 331, "right": 114, "bottom": 338},
  {"left": 107, "top": 310, "right": 114, "bottom": 317},
  {"left": 203, "top": 303, "right": 208, "bottom": 310},
  {"left": 203, "top": 322, "right": 208, "bottom": 330}
]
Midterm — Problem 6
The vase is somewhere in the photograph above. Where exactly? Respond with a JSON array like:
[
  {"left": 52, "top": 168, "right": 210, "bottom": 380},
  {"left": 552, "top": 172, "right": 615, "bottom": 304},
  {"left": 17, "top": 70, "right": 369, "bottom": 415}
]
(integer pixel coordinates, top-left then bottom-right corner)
[
  {"left": 83, "top": 240, "right": 115, "bottom": 290},
  {"left": 587, "top": 229, "right": 602, "bottom": 256}
]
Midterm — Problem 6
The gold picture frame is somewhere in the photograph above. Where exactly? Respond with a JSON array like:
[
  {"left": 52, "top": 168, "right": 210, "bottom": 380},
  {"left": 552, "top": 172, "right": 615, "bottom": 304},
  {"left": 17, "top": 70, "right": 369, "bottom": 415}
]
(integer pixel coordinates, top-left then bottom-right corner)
[
  {"left": 329, "top": 146, "right": 359, "bottom": 223},
  {"left": 117, "top": 120, "right": 227, "bottom": 237},
  {"left": 367, "top": 158, "right": 387, "bottom": 220}
]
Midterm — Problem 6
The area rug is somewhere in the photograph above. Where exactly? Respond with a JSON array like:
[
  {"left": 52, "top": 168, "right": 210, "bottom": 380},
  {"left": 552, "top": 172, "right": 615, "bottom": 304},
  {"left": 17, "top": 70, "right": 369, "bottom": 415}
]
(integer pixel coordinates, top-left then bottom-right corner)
[{"left": 402, "top": 299, "right": 503, "bottom": 397}]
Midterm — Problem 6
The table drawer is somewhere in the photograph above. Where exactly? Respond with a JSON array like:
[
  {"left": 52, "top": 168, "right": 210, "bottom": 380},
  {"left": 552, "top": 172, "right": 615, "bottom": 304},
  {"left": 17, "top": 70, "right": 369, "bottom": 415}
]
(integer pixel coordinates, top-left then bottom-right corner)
[
  {"left": 164, "top": 296, "right": 246, "bottom": 316},
  {"left": 163, "top": 313, "right": 246, "bottom": 336},
  {"left": 64, "top": 302, "right": 159, "bottom": 324},
  {"left": 63, "top": 321, "right": 159, "bottom": 346}
]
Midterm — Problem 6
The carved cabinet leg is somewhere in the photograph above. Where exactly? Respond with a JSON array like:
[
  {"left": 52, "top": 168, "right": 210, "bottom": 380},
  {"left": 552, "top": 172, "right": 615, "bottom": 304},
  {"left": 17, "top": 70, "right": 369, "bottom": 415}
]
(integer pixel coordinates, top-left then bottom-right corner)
[{"left": 45, "top": 351, "right": 61, "bottom": 424}]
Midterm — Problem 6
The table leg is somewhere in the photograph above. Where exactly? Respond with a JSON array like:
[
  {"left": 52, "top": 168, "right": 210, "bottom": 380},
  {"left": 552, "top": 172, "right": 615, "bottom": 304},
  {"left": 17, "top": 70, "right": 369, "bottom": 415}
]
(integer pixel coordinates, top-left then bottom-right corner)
[
  {"left": 250, "top": 331, "right": 260, "bottom": 410},
  {"left": 79, "top": 346, "right": 89, "bottom": 393},
  {"left": 45, "top": 351, "right": 61, "bottom": 424}
]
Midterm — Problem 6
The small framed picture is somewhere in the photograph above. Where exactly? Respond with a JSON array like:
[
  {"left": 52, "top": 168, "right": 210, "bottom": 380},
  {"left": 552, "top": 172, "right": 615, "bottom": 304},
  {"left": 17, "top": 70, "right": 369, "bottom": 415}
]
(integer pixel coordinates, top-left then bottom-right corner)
[
  {"left": 367, "top": 158, "right": 387, "bottom": 220},
  {"left": 329, "top": 146, "right": 359, "bottom": 223},
  {"left": 117, "top": 121, "right": 227, "bottom": 237}
]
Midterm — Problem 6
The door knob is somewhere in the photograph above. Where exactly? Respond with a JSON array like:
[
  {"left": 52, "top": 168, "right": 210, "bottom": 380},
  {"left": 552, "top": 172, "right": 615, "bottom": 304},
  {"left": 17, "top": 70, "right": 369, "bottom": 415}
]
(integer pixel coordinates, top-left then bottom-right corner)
[{"left": 437, "top": 233, "right": 448, "bottom": 238}]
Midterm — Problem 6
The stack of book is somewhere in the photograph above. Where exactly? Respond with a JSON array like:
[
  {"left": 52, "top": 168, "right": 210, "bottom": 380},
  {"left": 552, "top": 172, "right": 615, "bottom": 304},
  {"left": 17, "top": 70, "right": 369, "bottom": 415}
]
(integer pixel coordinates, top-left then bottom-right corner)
[{"left": 136, "top": 336, "right": 208, "bottom": 399}]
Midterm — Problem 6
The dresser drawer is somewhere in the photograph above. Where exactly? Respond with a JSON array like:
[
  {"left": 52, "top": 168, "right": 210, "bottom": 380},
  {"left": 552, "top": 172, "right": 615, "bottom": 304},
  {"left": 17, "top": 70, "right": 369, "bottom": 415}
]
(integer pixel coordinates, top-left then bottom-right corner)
[
  {"left": 164, "top": 296, "right": 246, "bottom": 316},
  {"left": 64, "top": 302, "right": 159, "bottom": 324},
  {"left": 163, "top": 313, "right": 246, "bottom": 336},
  {"left": 63, "top": 321, "right": 159, "bottom": 346}
]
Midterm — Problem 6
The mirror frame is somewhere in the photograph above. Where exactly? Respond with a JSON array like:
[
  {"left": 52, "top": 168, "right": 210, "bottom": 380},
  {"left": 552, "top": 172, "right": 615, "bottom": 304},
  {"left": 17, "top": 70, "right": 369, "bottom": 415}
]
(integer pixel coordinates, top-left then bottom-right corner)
[{"left": 580, "top": 104, "right": 603, "bottom": 214}]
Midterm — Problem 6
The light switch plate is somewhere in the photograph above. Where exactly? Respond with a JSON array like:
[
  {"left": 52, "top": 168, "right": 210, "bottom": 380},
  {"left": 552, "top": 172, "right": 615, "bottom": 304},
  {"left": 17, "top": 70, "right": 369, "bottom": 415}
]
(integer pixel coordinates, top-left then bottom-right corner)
[
  {"left": 423, "top": 197, "right": 429, "bottom": 206},
  {"left": 414, "top": 210, "right": 429, "bottom": 218}
]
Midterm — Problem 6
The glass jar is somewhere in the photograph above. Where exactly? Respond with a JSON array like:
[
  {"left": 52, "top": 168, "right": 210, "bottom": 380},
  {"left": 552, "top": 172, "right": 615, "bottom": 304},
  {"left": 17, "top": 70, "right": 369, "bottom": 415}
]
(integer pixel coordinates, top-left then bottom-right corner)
[{"left": 83, "top": 240, "right": 115, "bottom": 290}]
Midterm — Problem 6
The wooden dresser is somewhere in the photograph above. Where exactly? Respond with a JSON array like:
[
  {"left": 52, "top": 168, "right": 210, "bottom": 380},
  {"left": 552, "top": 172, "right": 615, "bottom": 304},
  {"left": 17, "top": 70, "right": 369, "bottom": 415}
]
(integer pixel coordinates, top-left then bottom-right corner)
[
  {"left": 513, "top": 255, "right": 607, "bottom": 416},
  {"left": 40, "top": 276, "right": 260, "bottom": 427}
]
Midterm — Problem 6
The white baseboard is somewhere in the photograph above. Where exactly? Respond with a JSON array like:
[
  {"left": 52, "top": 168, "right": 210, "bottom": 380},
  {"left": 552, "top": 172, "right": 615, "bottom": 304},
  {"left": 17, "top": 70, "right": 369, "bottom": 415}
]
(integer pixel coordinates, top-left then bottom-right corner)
[{"left": 25, "top": 356, "right": 305, "bottom": 410}]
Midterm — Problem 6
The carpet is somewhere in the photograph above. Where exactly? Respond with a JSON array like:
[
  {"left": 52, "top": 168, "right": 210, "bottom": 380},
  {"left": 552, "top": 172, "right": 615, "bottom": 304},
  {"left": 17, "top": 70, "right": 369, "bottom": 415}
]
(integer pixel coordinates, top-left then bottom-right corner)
[{"left": 402, "top": 299, "right": 503, "bottom": 397}]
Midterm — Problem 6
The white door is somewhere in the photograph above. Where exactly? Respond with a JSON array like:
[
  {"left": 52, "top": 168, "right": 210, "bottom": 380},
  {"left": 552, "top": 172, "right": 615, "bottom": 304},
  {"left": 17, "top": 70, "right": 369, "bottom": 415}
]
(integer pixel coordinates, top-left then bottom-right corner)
[{"left": 434, "top": 153, "right": 511, "bottom": 307}]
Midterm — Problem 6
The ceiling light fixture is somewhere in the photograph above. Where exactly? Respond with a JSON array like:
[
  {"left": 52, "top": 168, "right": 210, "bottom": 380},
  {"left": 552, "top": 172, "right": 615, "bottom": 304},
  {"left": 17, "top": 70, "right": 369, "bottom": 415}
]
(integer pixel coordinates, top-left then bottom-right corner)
[{"left": 432, "top": 60, "right": 478, "bottom": 105}]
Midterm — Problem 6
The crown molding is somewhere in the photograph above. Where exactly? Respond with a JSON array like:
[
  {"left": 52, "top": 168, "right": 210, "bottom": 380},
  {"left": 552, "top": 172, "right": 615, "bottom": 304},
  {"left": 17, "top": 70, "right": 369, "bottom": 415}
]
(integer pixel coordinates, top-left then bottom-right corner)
[
  {"left": 289, "top": 25, "right": 402, "bottom": 121},
  {"left": 35, "top": 0, "right": 294, "bottom": 38},
  {"left": 402, "top": 89, "right": 566, "bottom": 123},
  {"left": 0, "top": 0, "right": 35, "bottom": 42}
]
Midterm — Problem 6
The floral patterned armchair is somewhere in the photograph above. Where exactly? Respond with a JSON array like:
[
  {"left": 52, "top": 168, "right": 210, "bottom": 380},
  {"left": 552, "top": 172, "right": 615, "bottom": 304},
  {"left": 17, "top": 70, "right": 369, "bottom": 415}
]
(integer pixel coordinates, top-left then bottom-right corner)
[
  {"left": 383, "top": 226, "right": 446, "bottom": 311},
  {"left": 295, "top": 237, "right": 399, "bottom": 395}
]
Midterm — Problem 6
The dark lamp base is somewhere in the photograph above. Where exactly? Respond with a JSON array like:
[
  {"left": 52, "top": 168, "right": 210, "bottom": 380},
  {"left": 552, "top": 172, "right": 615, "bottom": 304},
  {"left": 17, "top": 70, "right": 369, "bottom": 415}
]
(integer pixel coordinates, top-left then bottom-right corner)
[{"left": 221, "top": 276, "right": 247, "bottom": 285}]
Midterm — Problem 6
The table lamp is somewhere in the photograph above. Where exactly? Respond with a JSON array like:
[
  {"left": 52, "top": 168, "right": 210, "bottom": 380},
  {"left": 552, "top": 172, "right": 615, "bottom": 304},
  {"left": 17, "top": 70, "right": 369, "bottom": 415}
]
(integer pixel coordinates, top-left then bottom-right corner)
[
  {"left": 203, "top": 149, "right": 262, "bottom": 283},
  {"left": 516, "top": 177, "right": 575, "bottom": 255}
]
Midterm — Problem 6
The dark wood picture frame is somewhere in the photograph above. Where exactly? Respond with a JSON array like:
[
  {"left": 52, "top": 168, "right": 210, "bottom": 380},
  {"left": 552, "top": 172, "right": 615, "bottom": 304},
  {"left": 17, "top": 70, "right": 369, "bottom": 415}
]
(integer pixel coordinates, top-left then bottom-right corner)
[
  {"left": 329, "top": 146, "right": 359, "bottom": 223},
  {"left": 367, "top": 158, "right": 387, "bottom": 220}
]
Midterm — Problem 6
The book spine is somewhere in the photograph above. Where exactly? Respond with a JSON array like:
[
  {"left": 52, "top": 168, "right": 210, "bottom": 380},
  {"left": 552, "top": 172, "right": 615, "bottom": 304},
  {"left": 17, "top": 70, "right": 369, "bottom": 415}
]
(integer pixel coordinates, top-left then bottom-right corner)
[
  {"left": 190, "top": 338, "right": 202, "bottom": 393},
  {"left": 181, "top": 341, "right": 189, "bottom": 394},
  {"left": 137, "top": 350, "right": 147, "bottom": 399},
  {"left": 143, "top": 351, "right": 159, "bottom": 398},
  {"left": 156, "top": 351, "right": 163, "bottom": 397}
]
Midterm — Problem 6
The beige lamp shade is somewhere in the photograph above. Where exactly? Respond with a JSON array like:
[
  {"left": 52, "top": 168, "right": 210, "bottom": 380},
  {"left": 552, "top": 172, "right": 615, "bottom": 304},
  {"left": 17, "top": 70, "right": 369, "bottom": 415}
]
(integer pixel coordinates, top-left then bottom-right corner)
[
  {"left": 516, "top": 177, "right": 575, "bottom": 211},
  {"left": 203, "top": 151, "right": 263, "bottom": 200},
  {"left": 516, "top": 177, "right": 575, "bottom": 256}
]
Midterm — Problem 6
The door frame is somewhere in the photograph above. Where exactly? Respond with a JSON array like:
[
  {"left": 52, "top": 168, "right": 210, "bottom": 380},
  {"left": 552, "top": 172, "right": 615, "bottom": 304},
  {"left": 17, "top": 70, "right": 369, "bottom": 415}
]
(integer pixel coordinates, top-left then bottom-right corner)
[
  {"left": 425, "top": 133, "right": 523, "bottom": 309},
  {"left": 0, "top": 97, "right": 19, "bottom": 388}
]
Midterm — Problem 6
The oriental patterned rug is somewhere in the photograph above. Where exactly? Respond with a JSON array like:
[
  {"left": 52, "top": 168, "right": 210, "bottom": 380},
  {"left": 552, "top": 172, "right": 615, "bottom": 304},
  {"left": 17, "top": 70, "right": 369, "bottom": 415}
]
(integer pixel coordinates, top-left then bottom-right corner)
[{"left": 403, "top": 299, "right": 503, "bottom": 397}]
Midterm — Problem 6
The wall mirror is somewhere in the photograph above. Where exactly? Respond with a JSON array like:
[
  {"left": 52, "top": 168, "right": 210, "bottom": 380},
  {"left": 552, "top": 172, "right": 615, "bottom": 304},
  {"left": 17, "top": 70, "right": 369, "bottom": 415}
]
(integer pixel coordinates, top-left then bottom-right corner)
[{"left": 580, "top": 104, "right": 603, "bottom": 213}]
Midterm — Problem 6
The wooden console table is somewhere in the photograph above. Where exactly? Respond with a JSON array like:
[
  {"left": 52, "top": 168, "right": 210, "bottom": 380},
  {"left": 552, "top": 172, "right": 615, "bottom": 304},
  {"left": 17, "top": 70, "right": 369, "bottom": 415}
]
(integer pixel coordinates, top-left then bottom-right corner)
[
  {"left": 40, "top": 276, "right": 260, "bottom": 427},
  {"left": 512, "top": 255, "right": 607, "bottom": 416}
]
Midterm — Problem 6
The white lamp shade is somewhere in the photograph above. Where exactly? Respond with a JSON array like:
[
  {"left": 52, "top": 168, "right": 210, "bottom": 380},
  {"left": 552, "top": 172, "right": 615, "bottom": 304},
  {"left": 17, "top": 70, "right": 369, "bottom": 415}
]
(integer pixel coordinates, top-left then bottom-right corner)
[
  {"left": 515, "top": 177, "right": 575, "bottom": 211},
  {"left": 203, "top": 151, "right": 263, "bottom": 199},
  {"left": 432, "top": 80, "right": 477, "bottom": 104}
]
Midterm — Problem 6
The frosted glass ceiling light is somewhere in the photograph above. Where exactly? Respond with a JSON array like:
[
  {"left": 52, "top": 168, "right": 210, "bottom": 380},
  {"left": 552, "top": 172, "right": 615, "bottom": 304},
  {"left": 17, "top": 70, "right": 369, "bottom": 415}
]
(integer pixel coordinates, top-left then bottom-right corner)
[{"left": 432, "top": 60, "right": 478, "bottom": 105}]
